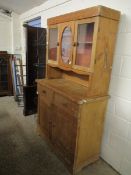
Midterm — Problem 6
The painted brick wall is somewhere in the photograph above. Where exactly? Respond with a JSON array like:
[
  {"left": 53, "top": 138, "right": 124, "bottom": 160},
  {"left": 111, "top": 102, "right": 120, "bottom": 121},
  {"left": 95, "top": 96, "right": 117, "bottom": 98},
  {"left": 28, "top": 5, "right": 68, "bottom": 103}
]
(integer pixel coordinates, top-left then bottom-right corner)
[
  {"left": 101, "top": 4, "right": 131, "bottom": 174},
  {"left": 20, "top": 1, "right": 131, "bottom": 174},
  {"left": 0, "top": 13, "right": 12, "bottom": 53}
]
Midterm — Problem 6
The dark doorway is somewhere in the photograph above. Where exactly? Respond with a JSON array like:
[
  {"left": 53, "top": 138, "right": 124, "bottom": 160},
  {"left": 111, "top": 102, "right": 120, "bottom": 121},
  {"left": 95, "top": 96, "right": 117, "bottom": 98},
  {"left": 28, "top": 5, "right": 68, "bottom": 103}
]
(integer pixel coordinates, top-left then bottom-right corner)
[{"left": 23, "top": 24, "right": 46, "bottom": 116}]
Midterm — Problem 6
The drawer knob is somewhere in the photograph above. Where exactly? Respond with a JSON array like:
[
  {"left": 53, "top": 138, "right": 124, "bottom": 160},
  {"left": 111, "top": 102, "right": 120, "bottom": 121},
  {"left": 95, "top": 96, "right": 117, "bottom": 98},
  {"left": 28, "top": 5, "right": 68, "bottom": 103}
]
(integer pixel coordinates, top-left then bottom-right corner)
[{"left": 42, "top": 90, "right": 46, "bottom": 94}]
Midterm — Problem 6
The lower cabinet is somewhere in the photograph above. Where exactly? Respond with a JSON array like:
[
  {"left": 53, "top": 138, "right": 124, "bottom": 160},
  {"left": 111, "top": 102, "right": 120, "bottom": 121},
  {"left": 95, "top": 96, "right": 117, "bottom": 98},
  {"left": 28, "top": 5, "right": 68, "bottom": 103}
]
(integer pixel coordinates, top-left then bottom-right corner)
[{"left": 37, "top": 83, "right": 108, "bottom": 174}]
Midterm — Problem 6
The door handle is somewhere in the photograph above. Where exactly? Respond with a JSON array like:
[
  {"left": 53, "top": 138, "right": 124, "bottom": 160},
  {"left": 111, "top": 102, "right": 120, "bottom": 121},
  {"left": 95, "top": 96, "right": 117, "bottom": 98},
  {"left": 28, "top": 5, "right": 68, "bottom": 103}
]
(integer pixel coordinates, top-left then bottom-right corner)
[{"left": 72, "top": 42, "right": 77, "bottom": 47}]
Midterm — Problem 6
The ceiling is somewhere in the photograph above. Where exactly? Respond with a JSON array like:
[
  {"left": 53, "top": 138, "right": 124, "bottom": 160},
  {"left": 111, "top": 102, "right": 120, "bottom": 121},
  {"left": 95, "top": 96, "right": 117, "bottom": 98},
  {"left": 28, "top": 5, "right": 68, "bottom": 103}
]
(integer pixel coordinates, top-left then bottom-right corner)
[{"left": 0, "top": 0, "right": 48, "bottom": 14}]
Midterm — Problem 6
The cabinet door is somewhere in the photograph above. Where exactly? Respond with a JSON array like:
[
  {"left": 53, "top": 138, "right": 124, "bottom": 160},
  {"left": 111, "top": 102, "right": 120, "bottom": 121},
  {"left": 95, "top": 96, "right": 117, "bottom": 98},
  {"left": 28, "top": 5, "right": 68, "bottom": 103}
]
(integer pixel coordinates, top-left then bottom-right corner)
[
  {"left": 59, "top": 22, "right": 75, "bottom": 68},
  {"left": 52, "top": 106, "right": 77, "bottom": 164},
  {"left": 48, "top": 26, "right": 59, "bottom": 64},
  {"left": 73, "top": 18, "right": 99, "bottom": 73},
  {"left": 39, "top": 96, "right": 52, "bottom": 139}
]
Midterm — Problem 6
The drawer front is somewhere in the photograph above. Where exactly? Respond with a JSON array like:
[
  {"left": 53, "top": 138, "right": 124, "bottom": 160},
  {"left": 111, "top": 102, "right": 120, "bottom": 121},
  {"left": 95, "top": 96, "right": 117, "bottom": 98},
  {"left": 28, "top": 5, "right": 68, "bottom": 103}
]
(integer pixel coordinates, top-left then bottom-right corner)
[
  {"left": 54, "top": 93, "right": 78, "bottom": 115},
  {"left": 38, "top": 85, "right": 54, "bottom": 105}
]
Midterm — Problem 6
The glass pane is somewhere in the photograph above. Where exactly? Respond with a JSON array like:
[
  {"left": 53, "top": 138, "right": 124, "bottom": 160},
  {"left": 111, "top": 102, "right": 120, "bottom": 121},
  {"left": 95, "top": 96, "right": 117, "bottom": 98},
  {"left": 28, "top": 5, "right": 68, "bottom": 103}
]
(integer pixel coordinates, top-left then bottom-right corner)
[
  {"left": 49, "top": 28, "right": 58, "bottom": 61},
  {"left": 75, "top": 23, "right": 94, "bottom": 67},
  {"left": 61, "top": 27, "right": 72, "bottom": 64}
]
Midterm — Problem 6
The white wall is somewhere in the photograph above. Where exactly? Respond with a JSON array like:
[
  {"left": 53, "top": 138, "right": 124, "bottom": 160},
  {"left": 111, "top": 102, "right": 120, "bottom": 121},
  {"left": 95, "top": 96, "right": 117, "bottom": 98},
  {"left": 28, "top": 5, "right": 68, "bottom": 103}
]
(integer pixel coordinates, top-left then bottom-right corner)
[
  {"left": 20, "top": 1, "right": 131, "bottom": 175},
  {"left": 11, "top": 12, "right": 21, "bottom": 54},
  {"left": 0, "top": 13, "right": 12, "bottom": 53},
  {"left": 0, "top": 12, "right": 21, "bottom": 54}
]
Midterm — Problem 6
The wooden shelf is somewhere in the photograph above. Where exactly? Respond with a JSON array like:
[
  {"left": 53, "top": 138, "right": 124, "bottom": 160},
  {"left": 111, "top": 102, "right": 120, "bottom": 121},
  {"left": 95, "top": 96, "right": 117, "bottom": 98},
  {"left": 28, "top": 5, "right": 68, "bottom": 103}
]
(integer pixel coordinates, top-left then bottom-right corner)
[
  {"left": 48, "top": 63, "right": 92, "bottom": 76},
  {"left": 48, "top": 63, "right": 58, "bottom": 68}
]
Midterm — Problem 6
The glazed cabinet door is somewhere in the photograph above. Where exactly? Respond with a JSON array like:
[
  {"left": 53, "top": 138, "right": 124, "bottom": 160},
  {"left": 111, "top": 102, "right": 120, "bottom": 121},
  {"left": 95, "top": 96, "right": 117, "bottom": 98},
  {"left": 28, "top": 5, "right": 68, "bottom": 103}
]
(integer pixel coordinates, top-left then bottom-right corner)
[
  {"left": 73, "top": 18, "right": 99, "bottom": 73},
  {"left": 59, "top": 21, "right": 75, "bottom": 68},
  {"left": 52, "top": 106, "right": 77, "bottom": 165},
  {"left": 48, "top": 25, "right": 59, "bottom": 65}
]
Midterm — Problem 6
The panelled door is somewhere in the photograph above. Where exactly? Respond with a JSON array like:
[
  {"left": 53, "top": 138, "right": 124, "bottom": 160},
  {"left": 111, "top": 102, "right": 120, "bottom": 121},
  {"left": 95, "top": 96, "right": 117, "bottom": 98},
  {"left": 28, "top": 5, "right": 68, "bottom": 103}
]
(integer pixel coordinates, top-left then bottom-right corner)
[
  {"left": 26, "top": 26, "right": 46, "bottom": 86},
  {"left": 51, "top": 105, "right": 77, "bottom": 164},
  {"left": 39, "top": 96, "right": 52, "bottom": 139}
]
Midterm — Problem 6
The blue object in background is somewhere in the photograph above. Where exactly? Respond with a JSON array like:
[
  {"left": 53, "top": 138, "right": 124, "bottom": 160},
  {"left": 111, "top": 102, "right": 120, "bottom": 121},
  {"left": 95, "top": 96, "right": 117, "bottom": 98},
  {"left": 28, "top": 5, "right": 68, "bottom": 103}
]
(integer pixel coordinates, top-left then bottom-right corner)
[{"left": 27, "top": 17, "right": 41, "bottom": 27}]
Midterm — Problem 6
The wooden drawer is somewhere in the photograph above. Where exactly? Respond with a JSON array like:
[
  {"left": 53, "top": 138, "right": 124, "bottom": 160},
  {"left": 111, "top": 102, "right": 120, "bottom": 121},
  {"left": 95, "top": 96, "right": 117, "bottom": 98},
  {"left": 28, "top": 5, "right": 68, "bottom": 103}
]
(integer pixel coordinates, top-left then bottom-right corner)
[
  {"left": 54, "top": 93, "right": 78, "bottom": 115},
  {"left": 38, "top": 85, "right": 54, "bottom": 105}
]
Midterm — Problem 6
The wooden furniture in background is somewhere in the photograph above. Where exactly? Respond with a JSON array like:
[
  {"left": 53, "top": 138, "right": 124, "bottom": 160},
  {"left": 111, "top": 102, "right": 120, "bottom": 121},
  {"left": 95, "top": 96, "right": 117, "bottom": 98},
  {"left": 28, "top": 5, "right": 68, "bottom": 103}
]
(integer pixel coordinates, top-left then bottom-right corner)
[
  {"left": 23, "top": 25, "right": 46, "bottom": 115},
  {"left": 0, "top": 52, "right": 13, "bottom": 96},
  {"left": 37, "top": 5, "right": 120, "bottom": 174}
]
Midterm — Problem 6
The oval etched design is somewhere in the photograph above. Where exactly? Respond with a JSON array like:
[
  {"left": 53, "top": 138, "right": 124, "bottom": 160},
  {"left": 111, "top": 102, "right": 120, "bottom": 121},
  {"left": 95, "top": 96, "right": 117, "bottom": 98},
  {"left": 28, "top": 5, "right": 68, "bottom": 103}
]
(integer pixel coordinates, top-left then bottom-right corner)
[{"left": 61, "top": 27, "right": 72, "bottom": 64}]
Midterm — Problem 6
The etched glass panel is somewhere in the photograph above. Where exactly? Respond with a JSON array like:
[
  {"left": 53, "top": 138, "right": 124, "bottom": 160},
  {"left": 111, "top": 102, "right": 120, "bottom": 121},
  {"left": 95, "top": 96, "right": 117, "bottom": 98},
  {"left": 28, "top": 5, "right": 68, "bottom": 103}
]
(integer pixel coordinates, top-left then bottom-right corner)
[{"left": 61, "top": 27, "right": 72, "bottom": 64}]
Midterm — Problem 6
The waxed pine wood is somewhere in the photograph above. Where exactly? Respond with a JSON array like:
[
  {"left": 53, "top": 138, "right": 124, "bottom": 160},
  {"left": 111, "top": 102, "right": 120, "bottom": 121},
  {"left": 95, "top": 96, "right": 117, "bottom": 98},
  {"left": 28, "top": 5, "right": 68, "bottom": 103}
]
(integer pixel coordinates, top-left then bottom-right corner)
[
  {"left": 37, "top": 80, "right": 108, "bottom": 174},
  {"left": 47, "top": 5, "right": 120, "bottom": 25},
  {"left": 74, "top": 97, "right": 108, "bottom": 173},
  {"left": 37, "top": 5, "right": 120, "bottom": 175}
]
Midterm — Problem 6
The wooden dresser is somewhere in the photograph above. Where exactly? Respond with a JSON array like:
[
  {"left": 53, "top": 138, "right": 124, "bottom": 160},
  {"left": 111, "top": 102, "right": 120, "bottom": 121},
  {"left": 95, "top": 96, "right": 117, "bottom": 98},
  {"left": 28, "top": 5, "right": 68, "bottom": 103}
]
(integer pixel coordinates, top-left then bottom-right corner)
[
  {"left": 0, "top": 52, "right": 13, "bottom": 96},
  {"left": 37, "top": 6, "right": 120, "bottom": 174}
]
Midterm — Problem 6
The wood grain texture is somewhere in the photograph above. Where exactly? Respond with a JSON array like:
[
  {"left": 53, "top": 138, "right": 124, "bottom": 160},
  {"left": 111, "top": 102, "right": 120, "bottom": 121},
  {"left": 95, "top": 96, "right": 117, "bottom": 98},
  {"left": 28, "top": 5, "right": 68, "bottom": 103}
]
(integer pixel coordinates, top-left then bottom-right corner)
[
  {"left": 37, "top": 78, "right": 89, "bottom": 102},
  {"left": 37, "top": 83, "right": 108, "bottom": 174},
  {"left": 87, "top": 17, "right": 119, "bottom": 97},
  {"left": 74, "top": 98, "right": 108, "bottom": 171},
  {"left": 37, "top": 5, "right": 120, "bottom": 175},
  {"left": 48, "top": 5, "right": 120, "bottom": 25}
]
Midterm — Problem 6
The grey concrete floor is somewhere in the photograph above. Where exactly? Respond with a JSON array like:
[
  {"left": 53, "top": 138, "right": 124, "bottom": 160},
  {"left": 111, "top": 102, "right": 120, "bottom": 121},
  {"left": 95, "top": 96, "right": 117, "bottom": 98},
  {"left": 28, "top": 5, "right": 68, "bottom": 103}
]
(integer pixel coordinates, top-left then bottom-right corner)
[{"left": 0, "top": 96, "right": 119, "bottom": 175}]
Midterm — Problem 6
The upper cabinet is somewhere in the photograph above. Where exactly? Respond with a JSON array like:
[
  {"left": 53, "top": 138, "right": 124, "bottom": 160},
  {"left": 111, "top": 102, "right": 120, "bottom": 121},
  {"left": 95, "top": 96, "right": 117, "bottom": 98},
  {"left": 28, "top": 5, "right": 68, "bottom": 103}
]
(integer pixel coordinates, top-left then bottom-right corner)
[
  {"left": 47, "top": 6, "right": 120, "bottom": 90},
  {"left": 48, "top": 19, "right": 98, "bottom": 73}
]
